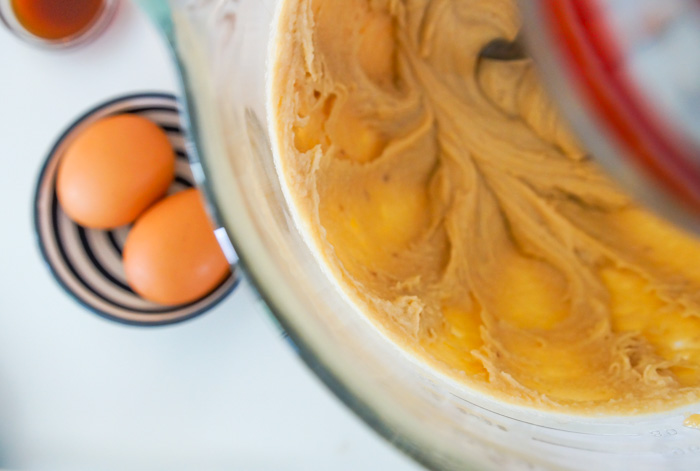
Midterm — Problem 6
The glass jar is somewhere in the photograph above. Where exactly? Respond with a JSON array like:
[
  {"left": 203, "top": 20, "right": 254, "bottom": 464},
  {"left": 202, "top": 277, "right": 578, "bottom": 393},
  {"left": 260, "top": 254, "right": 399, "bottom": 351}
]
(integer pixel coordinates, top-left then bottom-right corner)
[{"left": 0, "top": 0, "right": 118, "bottom": 49}]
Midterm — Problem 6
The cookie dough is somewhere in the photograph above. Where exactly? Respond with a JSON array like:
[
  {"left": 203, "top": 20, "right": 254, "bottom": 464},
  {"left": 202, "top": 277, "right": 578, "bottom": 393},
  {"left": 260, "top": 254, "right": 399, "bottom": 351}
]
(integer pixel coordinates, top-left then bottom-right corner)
[{"left": 270, "top": 0, "right": 700, "bottom": 412}]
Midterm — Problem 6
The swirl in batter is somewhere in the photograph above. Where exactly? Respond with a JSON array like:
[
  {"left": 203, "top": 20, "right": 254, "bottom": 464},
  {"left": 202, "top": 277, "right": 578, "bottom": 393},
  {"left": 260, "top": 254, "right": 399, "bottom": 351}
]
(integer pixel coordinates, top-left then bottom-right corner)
[{"left": 270, "top": 0, "right": 700, "bottom": 412}]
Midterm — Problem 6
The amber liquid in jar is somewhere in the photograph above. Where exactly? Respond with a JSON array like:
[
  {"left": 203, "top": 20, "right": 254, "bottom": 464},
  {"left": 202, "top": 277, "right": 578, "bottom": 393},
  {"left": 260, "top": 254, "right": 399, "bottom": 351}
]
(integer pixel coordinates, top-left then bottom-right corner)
[{"left": 10, "top": 0, "right": 104, "bottom": 40}]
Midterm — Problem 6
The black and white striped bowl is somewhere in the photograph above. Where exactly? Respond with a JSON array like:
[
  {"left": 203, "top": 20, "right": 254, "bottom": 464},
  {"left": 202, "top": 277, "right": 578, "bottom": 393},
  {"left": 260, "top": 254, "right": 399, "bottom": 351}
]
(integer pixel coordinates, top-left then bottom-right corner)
[{"left": 34, "top": 93, "right": 239, "bottom": 326}]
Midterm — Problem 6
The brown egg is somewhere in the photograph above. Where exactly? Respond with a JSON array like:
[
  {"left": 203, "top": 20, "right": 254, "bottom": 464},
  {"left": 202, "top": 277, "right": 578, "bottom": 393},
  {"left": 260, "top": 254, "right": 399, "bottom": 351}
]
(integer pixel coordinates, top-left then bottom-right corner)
[
  {"left": 123, "top": 189, "right": 231, "bottom": 306},
  {"left": 57, "top": 114, "right": 175, "bottom": 229}
]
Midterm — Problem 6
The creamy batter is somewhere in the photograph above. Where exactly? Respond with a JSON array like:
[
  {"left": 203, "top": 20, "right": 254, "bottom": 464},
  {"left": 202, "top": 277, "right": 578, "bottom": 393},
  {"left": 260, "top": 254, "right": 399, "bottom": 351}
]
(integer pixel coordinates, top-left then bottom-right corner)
[{"left": 270, "top": 0, "right": 700, "bottom": 412}]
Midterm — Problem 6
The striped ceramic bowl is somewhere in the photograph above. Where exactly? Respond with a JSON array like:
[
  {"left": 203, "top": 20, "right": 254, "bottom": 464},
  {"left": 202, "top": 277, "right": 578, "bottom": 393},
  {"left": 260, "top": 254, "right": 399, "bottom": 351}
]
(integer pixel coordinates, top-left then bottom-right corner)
[{"left": 34, "top": 93, "right": 239, "bottom": 326}]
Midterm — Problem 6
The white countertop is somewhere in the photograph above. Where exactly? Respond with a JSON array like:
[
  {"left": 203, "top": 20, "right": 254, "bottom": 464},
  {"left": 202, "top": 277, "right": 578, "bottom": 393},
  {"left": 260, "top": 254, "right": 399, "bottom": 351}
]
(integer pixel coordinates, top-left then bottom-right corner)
[{"left": 0, "top": 3, "right": 422, "bottom": 470}]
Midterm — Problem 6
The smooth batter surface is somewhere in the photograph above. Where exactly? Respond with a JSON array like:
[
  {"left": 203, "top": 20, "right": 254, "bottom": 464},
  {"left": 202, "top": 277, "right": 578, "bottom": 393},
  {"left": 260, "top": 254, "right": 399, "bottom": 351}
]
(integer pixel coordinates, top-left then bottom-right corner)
[{"left": 270, "top": 0, "right": 700, "bottom": 412}]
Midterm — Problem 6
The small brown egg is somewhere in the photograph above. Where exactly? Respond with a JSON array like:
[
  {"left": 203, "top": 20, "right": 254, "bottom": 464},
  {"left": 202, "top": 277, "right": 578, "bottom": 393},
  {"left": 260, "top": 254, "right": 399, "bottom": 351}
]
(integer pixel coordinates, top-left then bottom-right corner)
[
  {"left": 123, "top": 189, "right": 231, "bottom": 306},
  {"left": 57, "top": 114, "right": 175, "bottom": 229}
]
